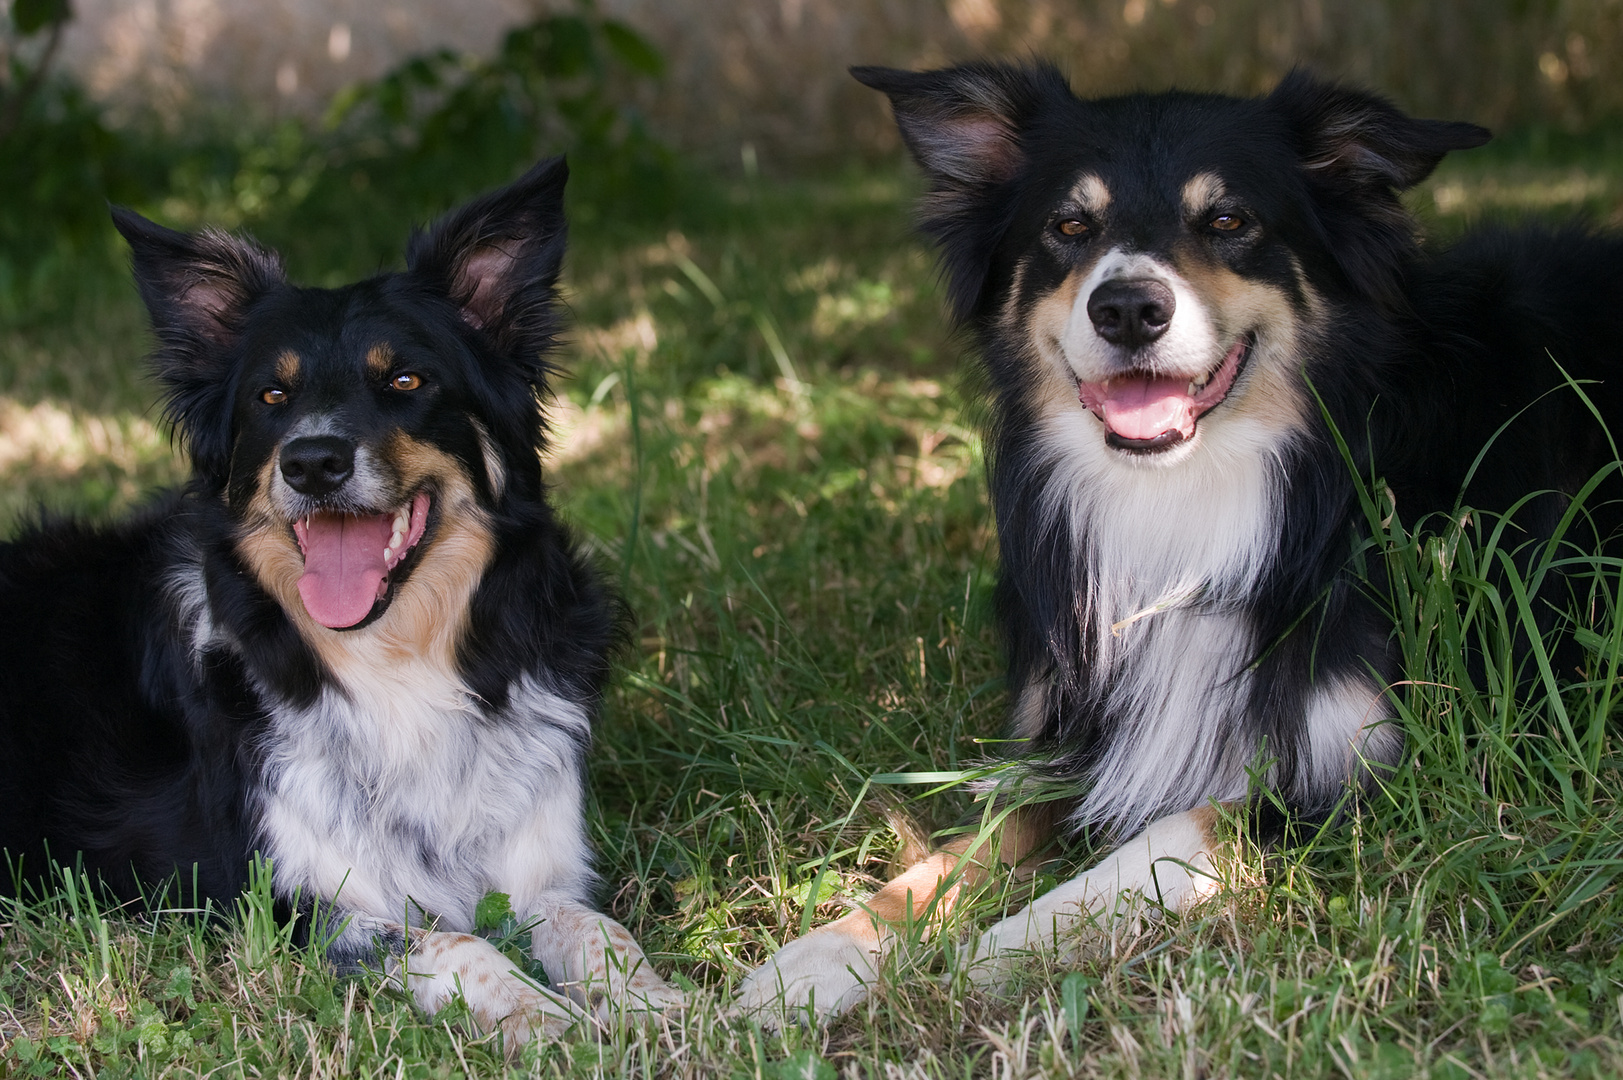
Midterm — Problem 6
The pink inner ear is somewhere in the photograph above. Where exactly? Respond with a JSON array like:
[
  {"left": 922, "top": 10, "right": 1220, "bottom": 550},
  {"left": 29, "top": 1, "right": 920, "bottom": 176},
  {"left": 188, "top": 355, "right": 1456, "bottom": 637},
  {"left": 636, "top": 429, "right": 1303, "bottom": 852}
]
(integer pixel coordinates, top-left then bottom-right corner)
[
  {"left": 181, "top": 279, "right": 240, "bottom": 341},
  {"left": 918, "top": 113, "right": 1020, "bottom": 184},
  {"left": 456, "top": 245, "right": 517, "bottom": 331}
]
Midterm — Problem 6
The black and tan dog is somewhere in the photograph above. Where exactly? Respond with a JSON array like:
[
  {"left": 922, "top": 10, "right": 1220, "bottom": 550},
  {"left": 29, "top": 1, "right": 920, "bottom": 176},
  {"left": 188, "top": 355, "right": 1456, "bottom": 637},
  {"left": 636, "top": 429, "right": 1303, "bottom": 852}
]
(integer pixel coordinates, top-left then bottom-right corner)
[
  {"left": 0, "top": 158, "right": 679, "bottom": 1043},
  {"left": 739, "top": 63, "right": 1623, "bottom": 1017}
]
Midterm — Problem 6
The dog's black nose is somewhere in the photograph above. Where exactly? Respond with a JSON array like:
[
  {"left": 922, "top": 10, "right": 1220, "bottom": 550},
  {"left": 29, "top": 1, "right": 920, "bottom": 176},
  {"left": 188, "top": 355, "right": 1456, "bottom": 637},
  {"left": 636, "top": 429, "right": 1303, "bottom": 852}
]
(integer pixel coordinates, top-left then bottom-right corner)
[
  {"left": 280, "top": 436, "right": 355, "bottom": 497},
  {"left": 1087, "top": 279, "right": 1176, "bottom": 347}
]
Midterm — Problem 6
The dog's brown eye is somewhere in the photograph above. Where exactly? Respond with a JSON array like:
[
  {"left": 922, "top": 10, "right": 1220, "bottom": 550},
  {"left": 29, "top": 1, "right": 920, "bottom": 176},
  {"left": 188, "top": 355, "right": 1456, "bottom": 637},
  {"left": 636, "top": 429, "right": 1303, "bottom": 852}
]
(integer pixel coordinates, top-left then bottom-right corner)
[
  {"left": 1057, "top": 219, "right": 1090, "bottom": 237},
  {"left": 390, "top": 373, "right": 423, "bottom": 392},
  {"left": 1209, "top": 214, "right": 1246, "bottom": 232},
  {"left": 261, "top": 388, "right": 287, "bottom": 405}
]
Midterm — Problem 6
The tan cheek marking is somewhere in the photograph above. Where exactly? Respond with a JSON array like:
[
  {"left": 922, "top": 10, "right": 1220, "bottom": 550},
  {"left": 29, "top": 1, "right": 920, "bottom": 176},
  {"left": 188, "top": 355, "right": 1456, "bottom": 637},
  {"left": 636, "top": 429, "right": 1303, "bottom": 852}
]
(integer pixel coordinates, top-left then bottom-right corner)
[
  {"left": 274, "top": 350, "right": 301, "bottom": 386},
  {"left": 366, "top": 343, "right": 395, "bottom": 379},
  {"left": 234, "top": 434, "right": 495, "bottom": 679},
  {"left": 368, "top": 434, "right": 495, "bottom": 669},
  {"left": 1174, "top": 257, "right": 1311, "bottom": 436},
  {"left": 1022, "top": 269, "right": 1091, "bottom": 418},
  {"left": 1181, "top": 173, "right": 1227, "bottom": 219},
  {"left": 235, "top": 454, "right": 307, "bottom": 623}
]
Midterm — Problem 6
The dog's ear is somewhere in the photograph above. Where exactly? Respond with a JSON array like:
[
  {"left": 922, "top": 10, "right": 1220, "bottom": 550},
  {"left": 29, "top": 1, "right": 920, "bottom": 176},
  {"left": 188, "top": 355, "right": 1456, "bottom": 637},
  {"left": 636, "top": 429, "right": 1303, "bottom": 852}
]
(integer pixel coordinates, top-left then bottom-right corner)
[
  {"left": 113, "top": 208, "right": 286, "bottom": 356},
  {"left": 406, "top": 156, "right": 569, "bottom": 379},
  {"left": 854, "top": 63, "right": 1066, "bottom": 319},
  {"left": 112, "top": 208, "right": 285, "bottom": 474},
  {"left": 851, "top": 64, "right": 1038, "bottom": 189},
  {"left": 1270, "top": 70, "right": 1489, "bottom": 192},
  {"left": 1268, "top": 70, "right": 1489, "bottom": 306}
]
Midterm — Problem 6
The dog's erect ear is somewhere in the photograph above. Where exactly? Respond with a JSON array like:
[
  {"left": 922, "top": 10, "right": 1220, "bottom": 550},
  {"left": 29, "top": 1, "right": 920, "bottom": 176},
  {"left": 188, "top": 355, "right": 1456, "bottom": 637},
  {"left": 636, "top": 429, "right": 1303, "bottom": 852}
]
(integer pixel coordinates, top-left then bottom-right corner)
[
  {"left": 1269, "top": 69, "right": 1489, "bottom": 192},
  {"left": 851, "top": 64, "right": 1040, "bottom": 189},
  {"left": 112, "top": 208, "right": 285, "bottom": 476},
  {"left": 406, "top": 156, "right": 569, "bottom": 376},
  {"left": 854, "top": 63, "right": 1066, "bottom": 319},
  {"left": 1268, "top": 71, "right": 1488, "bottom": 306},
  {"left": 112, "top": 207, "right": 286, "bottom": 358}
]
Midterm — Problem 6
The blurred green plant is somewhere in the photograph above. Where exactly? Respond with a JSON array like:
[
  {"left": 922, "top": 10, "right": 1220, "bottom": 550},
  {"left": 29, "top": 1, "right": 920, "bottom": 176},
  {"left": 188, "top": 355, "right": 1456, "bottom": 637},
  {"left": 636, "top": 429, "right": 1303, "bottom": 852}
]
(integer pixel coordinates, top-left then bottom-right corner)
[
  {"left": 0, "top": 0, "right": 672, "bottom": 306},
  {"left": 321, "top": 0, "right": 671, "bottom": 223},
  {"left": 0, "top": 0, "right": 163, "bottom": 314}
]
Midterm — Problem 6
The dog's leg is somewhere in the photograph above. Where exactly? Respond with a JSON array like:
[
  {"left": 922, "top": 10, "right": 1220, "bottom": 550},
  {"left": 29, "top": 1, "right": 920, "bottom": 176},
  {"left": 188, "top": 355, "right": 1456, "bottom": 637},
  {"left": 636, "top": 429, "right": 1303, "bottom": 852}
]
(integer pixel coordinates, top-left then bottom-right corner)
[
  {"left": 734, "top": 801, "right": 1060, "bottom": 1022},
  {"left": 322, "top": 910, "right": 585, "bottom": 1046},
  {"left": 527, "top": 895, "right": 684, "bottom": 1020},
  {"left": 965, "top": 804, "right": 1227, "bottom": 986}
]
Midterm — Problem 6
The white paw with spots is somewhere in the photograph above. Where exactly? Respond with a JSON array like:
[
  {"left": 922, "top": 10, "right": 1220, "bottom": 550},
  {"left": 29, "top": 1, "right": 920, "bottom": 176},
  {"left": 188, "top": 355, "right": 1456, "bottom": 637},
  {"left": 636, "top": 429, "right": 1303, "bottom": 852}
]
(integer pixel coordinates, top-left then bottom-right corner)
[{"left": 402, "top": 931, "right": 586, "bottom": 1047}]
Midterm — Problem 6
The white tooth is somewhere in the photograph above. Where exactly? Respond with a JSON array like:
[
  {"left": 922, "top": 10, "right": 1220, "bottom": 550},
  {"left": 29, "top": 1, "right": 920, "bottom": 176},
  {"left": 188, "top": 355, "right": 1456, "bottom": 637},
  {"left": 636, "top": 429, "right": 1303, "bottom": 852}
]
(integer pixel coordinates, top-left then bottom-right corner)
[
  {"left": 383, "top": 547, "right": 394, "bottom": 562},
  {"left": 1188, "top": 381, "right": 1200, "bottom": 396},
  {"left": 388, "top": 529, "right": 404, "bottom": 550}
]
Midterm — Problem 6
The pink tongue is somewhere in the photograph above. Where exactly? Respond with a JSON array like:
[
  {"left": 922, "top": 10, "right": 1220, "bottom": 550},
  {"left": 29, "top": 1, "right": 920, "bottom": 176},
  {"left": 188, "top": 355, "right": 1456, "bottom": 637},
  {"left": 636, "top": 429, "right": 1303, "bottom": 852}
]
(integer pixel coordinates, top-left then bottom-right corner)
[
  {"left": 1078, "top": 340, "right": 1248, "bottom": 442},
  {"left": 1088, "top": 375, "right": 1198, "bottom": 442},
  {"left": 294, "top": 512, "right": 393, "bottom": 629}
]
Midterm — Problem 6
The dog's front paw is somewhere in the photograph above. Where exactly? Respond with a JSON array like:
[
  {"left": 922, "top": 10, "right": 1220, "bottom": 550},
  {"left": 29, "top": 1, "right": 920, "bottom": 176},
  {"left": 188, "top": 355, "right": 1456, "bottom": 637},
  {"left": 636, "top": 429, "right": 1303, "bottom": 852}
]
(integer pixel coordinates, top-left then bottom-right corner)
[
  {"left": 735, "top": 925, "right": 880, "bottom": 1027},
  {"left": 960, "top": 910, "right": 1046, "bottom": 991},
  {"left": 402, "top": 931, "right": 587, "bottom": 1051},
  {"left": 492, "top": 984, "right": 586, "bottom": 1051},
  {"left": 594, "top": 969, "right": 686, "bottom": 1022}
]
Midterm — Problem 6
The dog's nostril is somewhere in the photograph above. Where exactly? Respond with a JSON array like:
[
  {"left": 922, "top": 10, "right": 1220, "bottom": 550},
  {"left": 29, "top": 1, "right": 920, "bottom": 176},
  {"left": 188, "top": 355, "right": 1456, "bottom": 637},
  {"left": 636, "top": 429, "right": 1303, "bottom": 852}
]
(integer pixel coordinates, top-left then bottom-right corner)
[
  {"left": 1088, "top": 279, "right": 1177, "bottom": 347},
  {"left": 280, "top": 436, "right": 356, "bottom": 496}
]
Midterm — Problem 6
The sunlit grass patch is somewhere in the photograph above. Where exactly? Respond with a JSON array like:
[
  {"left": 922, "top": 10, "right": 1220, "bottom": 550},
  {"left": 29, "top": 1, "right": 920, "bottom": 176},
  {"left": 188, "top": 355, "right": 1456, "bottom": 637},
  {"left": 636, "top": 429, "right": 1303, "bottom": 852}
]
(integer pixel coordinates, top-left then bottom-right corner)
[
  {"left": 0, "top": 396, "right": 185, "bottom": 524},
  {"left": 1416, "top": 136, "right": 1623, "bottom": 232},
  {"left": 1427, "top": 169, "right": 1616, "bottom": 218}
]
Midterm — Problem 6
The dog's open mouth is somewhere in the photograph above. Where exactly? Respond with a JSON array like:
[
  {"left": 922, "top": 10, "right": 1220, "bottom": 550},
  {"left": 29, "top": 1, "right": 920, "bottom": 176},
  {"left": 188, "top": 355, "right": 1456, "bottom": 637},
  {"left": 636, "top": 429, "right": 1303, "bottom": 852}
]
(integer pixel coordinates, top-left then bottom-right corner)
[
  {"left": 291, "top": 491, "right": 431, "bottom": 629},
  {"left": 1077, "top": 334, "right": 1253, "bottom": 453}
]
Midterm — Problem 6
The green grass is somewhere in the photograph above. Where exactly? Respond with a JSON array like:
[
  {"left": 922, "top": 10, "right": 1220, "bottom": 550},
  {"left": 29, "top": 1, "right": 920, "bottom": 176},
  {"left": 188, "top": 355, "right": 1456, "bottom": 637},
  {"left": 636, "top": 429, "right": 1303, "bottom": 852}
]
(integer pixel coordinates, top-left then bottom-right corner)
[{"left": 4, "top": 152, "right": 1623, "bottom": 1077}]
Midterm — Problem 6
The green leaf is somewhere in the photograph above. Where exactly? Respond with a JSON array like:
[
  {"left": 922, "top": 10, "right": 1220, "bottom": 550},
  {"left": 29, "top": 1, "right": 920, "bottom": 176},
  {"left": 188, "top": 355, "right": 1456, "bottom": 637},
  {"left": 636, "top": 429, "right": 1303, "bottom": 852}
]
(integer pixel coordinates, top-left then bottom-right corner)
[
  {"left": 1061, "top": 970, "right": 1092, "bottom": 1034},
  {"left": 1573, "top": 625, "right": 1609, "bottom": 655},
  {"left": 538, "top": 16, "right": 595, "bottom": 78},
  {"left": 602, "top": 22, "right": 665, "bottom": 77},
  {"left": 773, "top": 1048, "right": 835, "bottom": 1080},
  {"left": 12, "top": 0, "right": 71, "bottom": 35},
  {"left": 474, "top": 890, "right": 514, "bottom": 932}
]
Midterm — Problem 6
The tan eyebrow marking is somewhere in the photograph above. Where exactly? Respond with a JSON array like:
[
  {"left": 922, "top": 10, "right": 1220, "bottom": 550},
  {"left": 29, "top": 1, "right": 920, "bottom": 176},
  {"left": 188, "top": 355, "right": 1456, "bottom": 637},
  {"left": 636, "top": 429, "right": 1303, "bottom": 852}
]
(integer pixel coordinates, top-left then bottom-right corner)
[
  {"left": 366, "top": 343, "right": 395, "bottom": 378},
  {"left": 274, "top": 350, "right": 301, "bottom": 385},
  {"left": 1181, "top": 172, "right": 1227, "bottom": 216},
  {"left": 1070, "top": 173, "right": 1111, "bottom": 215}
]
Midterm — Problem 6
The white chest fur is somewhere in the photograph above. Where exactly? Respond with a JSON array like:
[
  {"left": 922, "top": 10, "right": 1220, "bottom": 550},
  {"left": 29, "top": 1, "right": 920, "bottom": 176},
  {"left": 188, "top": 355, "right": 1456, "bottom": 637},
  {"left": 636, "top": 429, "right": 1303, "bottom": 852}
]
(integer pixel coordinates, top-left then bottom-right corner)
[
  {"left": 253, "top": 661, "right": 594, "bottom": 930},
  {"left": 1034, "top": 399, "right": 1289, "bottom": 830}
]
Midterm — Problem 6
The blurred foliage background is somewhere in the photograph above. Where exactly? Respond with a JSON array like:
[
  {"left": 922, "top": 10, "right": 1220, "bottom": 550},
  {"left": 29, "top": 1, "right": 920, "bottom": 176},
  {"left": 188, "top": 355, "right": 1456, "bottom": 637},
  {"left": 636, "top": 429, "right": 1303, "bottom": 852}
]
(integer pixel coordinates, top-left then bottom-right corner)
[
  {"left": 9, "top": 0, "right": 1623, "bottom": 309},
  {"left": 0, "top": 0, "right": 676, "bottom": 312}
]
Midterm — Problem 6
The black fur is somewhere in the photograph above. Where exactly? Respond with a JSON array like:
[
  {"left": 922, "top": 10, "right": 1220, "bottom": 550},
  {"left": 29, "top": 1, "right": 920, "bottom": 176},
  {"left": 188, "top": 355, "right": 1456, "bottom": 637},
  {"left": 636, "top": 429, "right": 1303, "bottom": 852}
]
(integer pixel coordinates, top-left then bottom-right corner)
[
  {"left": 0, "top": 158, "right": 619, "bottom": 932},
  {"left": 857, "top": 62, "right": 1623, "bottom": 832}
]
